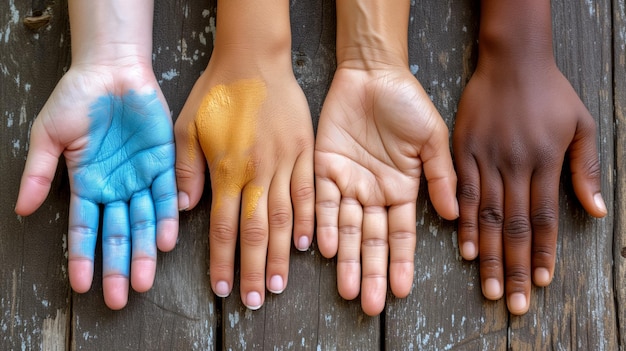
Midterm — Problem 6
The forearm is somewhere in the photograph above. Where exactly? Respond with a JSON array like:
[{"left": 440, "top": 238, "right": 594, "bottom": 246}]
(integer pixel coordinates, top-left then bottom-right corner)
[
  {"left": 478, "top": 0, "right": 554, "bottom": 68},
  {"left": 212, "top": 0, "right": 292, "bottom": 70},
  {"left": 336, "top": 0, "right": 409, "bottom": 69},
  {"left": 69, "top": 0, "right": 155, "bottom": 66}
]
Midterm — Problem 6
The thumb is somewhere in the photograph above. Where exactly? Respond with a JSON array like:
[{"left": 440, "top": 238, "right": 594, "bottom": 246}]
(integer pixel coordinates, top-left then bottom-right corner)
[
  {"left": 569, "top": 115, "right": 607, "bottom": 218},
  {"left": 15, "top": 118, "right": 63, "bottom": 216},
  {"left": 422, "top": 123, "right": 459, "bottom": 221},
  {"left": 174, "top": 113, "right": 206, "bottom": 211}
]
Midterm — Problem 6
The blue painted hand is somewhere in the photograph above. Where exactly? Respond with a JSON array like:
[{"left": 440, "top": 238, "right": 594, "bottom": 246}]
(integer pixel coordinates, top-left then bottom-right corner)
[{"left": 16, "top": 70, "right": 178, "bottom": 310}]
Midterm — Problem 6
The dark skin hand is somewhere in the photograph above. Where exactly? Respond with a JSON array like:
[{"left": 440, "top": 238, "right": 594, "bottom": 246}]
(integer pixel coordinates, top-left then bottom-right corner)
[{"left": 453, "top": 0, "right": 607, "bottom": 315}]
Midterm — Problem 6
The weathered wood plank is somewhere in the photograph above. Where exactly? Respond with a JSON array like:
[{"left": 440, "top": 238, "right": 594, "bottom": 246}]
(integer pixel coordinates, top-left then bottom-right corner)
[
  {"left": 0, "top": 0, "right": 72, "bottom": 350},
  {"left": 613, "top": 0, "right": 626, "bottom": 349}
]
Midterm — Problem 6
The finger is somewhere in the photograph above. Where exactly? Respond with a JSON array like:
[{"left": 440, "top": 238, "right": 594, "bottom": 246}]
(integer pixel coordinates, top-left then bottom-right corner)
[
  {"left": 530, "top": 168, "right": 560, "bottom": 287},
  {"left": 291, "top": 148, "right": 315, "bottom": 251},
  {"left": 239, "top": 183, "right": 269, "bottom": 310},
  {"left": 208, "top": 190, "right": 241, "bottom": 299},
  {"left": 453, "top": 149, "right": 480, "bottom": 261},
  {"left": 337, "top": 197, "right": 363, "bottom": 301},
  {"left": 422, "top": 124, "right": 459, "bottom": 221},
  {"left": 15, "top": 119, "right": 63, "bottom": 216},
  {"left": 477, "top": 169, "right": 505, "bottom": 301},
  {"left": 152, "top": 168, "right": 179, "bottom": 252},
  {"left": 360, "top": 205, "right": 388, "bottom": 316},
  {"left": 102, "top": 201, "right": 131, "bottom": 310},
  {"left": 502, "top": 177, "right": 532, "bottom": 315},
  {"left": 129, "top": 190, "right": 157, "bottom": 293},
  {"left": 569, "top": 114, "right": 606, "bottom": 218},
  {"left": 388, "top": 202, "right": 417, "bottom": 299},
  {"left": 267, "top": 171, "right": 293, "bottom": 294},
  {"left": 315, "top": 176, "right": 341, "bottom": 258},
  {"left": 68, "top": 194, "right": 99, "bottom": 293},
  {"left": 174, "top": 113, "right": 206, "bottom": 211}
]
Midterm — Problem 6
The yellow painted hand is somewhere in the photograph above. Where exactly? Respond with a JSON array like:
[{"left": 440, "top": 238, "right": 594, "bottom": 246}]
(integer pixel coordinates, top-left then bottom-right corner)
[{"left": 175, "top": 66, "right": 314, "bottom": 310}]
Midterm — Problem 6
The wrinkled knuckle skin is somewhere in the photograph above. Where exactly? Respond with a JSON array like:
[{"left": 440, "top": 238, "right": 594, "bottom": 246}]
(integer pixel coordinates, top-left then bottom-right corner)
[
  {"left": 210, "top": 222, "right": 238, "bottom": 244},
  {"left": 530, "top": 207, "right": 558, "bottom": 232},
  {"left": 479, "top": 254, "right": 503, "bottom": 276},
  {"left": 458, "top": 182, "right": 480, "bottom": 205},
  {"left": 269, "top": 207, "right": 292, "bottom": 229},
  {"left": 175, "top": 165, "right": 198, "bottom": 183},
  {"left": 240, "top": 271, "right": 265, "bottom": 285},
  {"left": 503, "top": 215, "right": 532, "bottom": 242},
  {"left": 582, "top": 156, "right": 602, "bottom": 182},
  {"left": 505, "top": 266, "right": 531, "bottom": 287},
  {"left": 240, "top": 221, "right": 268, "bottom": 247},
  {"left": 293, "top": 182, "right": 315, "bottom": 203},
  {"left": 479, "top": 207, "right": 504, "bottom": 228}
]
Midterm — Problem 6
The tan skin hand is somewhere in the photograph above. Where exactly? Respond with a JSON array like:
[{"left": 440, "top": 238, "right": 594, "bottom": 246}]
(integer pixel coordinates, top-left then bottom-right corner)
[
  {"left": 315, "top": 66, "right": 458, "bottom": 316},
  {"left": 453, "top": 63, "right": 606, "bottom": 315},
  {"left": 175, "top": 59, "right": 315, "bottom": 310}
]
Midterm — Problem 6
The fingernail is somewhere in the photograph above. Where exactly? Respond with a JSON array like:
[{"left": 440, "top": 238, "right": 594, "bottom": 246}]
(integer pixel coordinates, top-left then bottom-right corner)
[
  {"left": 245, "top": 291, "right": 262, "bottom": 310},
  {"left": 214, "top": 281, "right": 230, "bottom": 297},
  {"left": 533, "top": 268, "right": 551, "bottom": 286},
  {"left": 594, "top": 193, "right": 607, "bottom": 216},
  {"left": 268, "top": 275, "right": 284, "bottom": 294},
  {"left": 508, "top": 293, "right": 528, "bottom": 314},
  {"left": 461, "top": 242, "right": 476, "bottom": 260},
  {"left": 297, "top": 236, "right": 310, "bottom": 251},
  {"left": 178, "top": 191, "right": 190, "bottom": 211},
  {"left": 483, "top": 278, "right": 502, "bottom": 299}
]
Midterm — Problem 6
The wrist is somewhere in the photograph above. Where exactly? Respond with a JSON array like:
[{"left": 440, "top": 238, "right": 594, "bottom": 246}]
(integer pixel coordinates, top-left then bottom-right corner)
[
  {"left": 477, "top": 0, "right": 555, "bottom": 70},
  {"left": 68, "top": 0, "right": 154, "bottom": 66},
  {"left": 335, "top": 0, "right": 409, "bottom": 70},
  {"left": 212, "top": 0, "right": 292, "bottom": 67}
]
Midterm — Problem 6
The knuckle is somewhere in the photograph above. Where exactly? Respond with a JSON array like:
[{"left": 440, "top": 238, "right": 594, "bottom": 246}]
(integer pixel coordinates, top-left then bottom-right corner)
[
  {"left": 210, "top": 222, "right": 237, "bottom": 244},
  {"left": 240, "top": 271, "right": 265, "bottom": 285},
  {"left": 479, "top": 254, "right": 503, "bottom": 274},
  {"left": 458, "top": 182, "right": 480, "bottom": 204},
  {"left": 266, "top": 254, "right": 289, "bottom": 268},
  {"left": 388, "top": 230, "right": 414, "bottom": 242},
  {"left": 339, "top": 224, "right": 360, "bottom": 237},
  {"left": 503, "top": 215, "right": 531, "bottom": 240},
  {"left": 506, "top": 266, "right": 531, "bottom": 286},
  {"left": 240, "top": 221, "right": 268, "bottom": 247},
  {"left": 479, "top": 207, "right": 504, "bottom": 227},
  {"left": 530, "top": 207, "right": 558, "bottom": 232},
  {"left": 292, "top": 182, "right": 315, "bottom": 203},
  {"left": 361, "top": 238, "right": 387, "bottom": 248},
  {"left": 269, "top": 207, "right": 292, "bottom": 229}
]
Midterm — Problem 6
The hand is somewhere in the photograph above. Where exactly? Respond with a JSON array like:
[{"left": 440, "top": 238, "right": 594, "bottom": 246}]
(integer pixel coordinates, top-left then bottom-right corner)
[
  {"left": 15, "top": 64, "right": 179, "bottom": 310},
  {"left": 453, "top": 63, "right": 607, "bottom": 315},
  {"left": 174, "top": 58, "right": 315, "bottom": 310},
  {"left": 315, "top": 66, "right": 458, "bottom": 316}
]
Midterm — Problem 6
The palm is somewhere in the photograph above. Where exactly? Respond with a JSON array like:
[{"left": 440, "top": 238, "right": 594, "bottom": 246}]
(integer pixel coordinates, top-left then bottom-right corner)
[
  {"left": 314, "top": 67, "right": 456, "bottom": 316},
  {"left": 17, "top": 66, "right": 178, "bottom": 309},
  {"left": 67, "top": 91, "right": 174, "bottom": 204},
  {"left": 315, "top": 68, "right": 432, "bottom": 207}
]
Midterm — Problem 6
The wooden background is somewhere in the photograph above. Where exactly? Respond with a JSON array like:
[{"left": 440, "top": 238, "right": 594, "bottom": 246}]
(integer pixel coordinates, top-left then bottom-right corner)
[{"left": 1, "top": 0, "right": 623, "bottom": 349}]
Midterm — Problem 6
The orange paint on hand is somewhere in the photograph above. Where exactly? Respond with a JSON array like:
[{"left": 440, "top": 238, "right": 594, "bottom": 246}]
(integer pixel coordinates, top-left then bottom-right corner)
[{"left": 193, "top": 79, "right": 267, "bottom": 217}]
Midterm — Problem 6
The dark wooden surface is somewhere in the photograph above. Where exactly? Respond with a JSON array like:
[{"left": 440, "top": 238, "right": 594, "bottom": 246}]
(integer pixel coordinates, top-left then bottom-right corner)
[{"left": 0, "top": 0, "right": 621, "bottom": 350}]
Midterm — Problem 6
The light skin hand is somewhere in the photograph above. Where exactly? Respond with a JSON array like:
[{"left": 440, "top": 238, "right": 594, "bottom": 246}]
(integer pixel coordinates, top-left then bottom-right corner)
[
  {"left": 453, "top": 0, "right": 606, "bottom": 316},
  {"left": 174, "top": 57, "right": 315, "bottom": 310},
  {"left": 15, "top": 64, "right": 179, "bottom": 310},
  {"left": 315, "top": 66, "right": 458, "bottom": 316}
]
